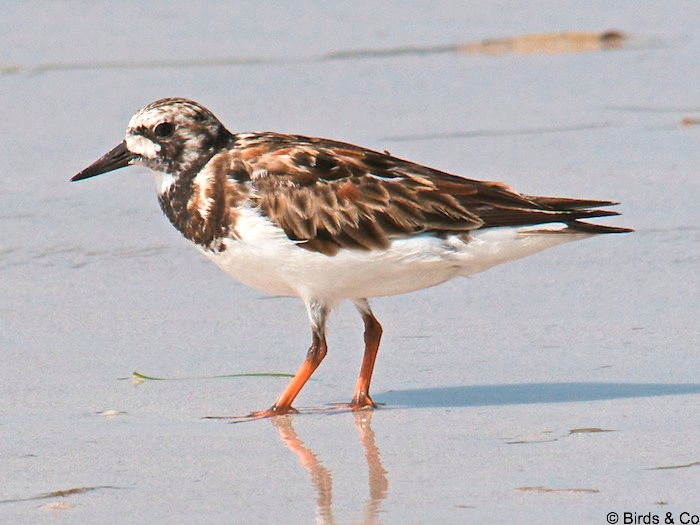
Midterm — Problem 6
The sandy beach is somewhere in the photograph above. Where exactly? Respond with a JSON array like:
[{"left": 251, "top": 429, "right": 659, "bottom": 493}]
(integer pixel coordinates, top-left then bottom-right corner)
[{"left": 1, "top": 2, "right": 699, "bottom": 523}]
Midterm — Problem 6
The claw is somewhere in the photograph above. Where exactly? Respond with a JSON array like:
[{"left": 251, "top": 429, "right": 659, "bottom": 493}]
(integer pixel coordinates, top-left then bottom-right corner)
[
  {"left": 351, "top": 394, "right": 380, "bottom": 410},
  {"left": 330, "top": 396, "right": 384, "bottom": 412},
  {"left": 242, "top": 406, "right": 299, "bottom": 420},
  {"left": 202, "top": 405, "right": 299, "bottom": 423}
]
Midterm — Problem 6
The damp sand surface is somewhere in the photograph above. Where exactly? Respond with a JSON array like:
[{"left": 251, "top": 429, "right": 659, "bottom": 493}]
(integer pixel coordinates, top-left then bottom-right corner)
[{"left": 1, "top": 2, "right": 699, "bottom": 523}]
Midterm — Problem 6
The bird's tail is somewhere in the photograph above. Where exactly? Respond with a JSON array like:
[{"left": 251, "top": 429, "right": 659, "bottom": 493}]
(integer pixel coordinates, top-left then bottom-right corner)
[{"left": 528, "top": 196, "right": 634, "bottom": 234}]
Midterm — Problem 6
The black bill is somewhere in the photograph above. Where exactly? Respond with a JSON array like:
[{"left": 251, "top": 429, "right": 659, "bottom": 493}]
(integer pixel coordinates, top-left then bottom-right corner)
[{"left": 71, "top": 141, "right": 136, "bottom": 182}]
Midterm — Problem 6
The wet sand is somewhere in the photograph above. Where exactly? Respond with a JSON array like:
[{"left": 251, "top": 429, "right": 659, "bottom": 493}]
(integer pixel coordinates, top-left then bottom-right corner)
[{"left": 1, "top": 2, "right": 699, "bottom": 523}]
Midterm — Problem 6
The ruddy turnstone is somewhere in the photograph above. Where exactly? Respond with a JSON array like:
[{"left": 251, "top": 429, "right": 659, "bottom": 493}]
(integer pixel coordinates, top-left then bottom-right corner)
[{"left": 72, "top": 98, "right": 631, "bottom": 419}]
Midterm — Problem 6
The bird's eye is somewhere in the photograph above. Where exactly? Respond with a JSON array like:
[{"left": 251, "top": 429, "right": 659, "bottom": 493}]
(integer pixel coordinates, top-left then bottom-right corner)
[{"left": 154, "top": 122, "right": 175, "bottom": 138}]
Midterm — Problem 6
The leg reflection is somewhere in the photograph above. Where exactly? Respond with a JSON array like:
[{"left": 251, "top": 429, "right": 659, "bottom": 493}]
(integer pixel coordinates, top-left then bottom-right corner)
[
  {"left": 354, "top": 411, "right": 389, "bottom": 524},
  {"left": 270, "top": 415, "right": 335, "bottom": 524},
  {"left": 270, "top": 413, "right": 389, "bottom": 525}
]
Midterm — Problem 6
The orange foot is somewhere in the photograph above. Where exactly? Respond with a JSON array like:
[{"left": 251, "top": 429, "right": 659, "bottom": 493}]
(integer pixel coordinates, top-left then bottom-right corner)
[
  {"left": 330, "top": 395, "right": 384, "bottom": 412},
  {"left": 242, "top": 406, "right": 299, "bottom": 420},
  {"left": 203, "top": 405, "right": 298, "bottom": 422}
]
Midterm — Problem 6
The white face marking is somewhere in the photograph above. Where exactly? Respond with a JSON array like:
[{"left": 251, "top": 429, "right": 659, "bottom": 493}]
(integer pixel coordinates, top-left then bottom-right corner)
[
  {"left": 125, "top": 134, "right": 160, "bottom": 159},
  {"left": 153, "top": 172, "right": 176, "bottom": 194}
]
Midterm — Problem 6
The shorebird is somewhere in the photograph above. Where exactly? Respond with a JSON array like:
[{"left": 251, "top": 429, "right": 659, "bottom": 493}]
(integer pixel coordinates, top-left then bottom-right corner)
[{"left": 72, "top": 98, "right": 631, "bottom": 419}]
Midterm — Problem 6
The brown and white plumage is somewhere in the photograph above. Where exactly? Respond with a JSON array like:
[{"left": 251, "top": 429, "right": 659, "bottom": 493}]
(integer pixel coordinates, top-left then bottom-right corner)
[
  {"left": 72, "top": 98, "right": 631, "bottom": 419},
  {"left": 236, "top": 132, "right": 628, "bottom": 253}
]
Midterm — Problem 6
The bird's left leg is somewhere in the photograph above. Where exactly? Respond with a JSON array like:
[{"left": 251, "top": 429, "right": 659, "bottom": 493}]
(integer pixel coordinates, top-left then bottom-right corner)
[
  {"left": 350, "top": 299, "right": 383, "bottom": 410},
  {"left": 241, "top": 300, "right": 329, "bottom": 420}
]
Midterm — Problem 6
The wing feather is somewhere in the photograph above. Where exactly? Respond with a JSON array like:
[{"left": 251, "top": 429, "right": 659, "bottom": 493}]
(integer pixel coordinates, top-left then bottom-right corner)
[{"left": 227, "top": 133, "right": 630, "bottom": 254}]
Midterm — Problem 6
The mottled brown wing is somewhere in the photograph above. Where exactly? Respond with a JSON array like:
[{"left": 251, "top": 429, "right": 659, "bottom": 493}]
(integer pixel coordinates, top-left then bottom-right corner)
[
  {"left": 232, "top": 133, "right": 626, "bottom": 255},
  {"left": 233, "top": 134, "right": 486, "bottom": 255}
]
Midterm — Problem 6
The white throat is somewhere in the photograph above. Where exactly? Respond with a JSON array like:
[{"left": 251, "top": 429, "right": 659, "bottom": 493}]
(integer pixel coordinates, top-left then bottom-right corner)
[{"left": 153, "top": 171, "right": 176, "bottom": 194}]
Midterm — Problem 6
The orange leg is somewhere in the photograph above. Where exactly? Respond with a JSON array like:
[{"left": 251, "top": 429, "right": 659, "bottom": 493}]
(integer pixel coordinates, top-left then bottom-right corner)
[
  {"left": 245, "top": 302, "right": 328, "bottom": 419},
  {"left": 350, "top": 300, "right": 383, "bottom": 409}
]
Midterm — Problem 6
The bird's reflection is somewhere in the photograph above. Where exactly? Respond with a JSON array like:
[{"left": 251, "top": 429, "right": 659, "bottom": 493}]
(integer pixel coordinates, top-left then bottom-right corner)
[{"left": 270, "top": 411, "right": 388, "bottom": 524}]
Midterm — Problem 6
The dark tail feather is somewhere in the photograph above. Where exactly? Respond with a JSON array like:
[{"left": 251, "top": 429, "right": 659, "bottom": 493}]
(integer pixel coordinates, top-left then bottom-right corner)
[
  {"left": 507, "top": 195, "right": 632, "bottom": 233},
  {"left": 566, "top": 220, "right": 634, "bottom": 234},
  {"left": 531, "top": 196, "right": 620, "bottom": 210},
  {"left": 480, "top": 207, "right": 621, "bottom": 228}
]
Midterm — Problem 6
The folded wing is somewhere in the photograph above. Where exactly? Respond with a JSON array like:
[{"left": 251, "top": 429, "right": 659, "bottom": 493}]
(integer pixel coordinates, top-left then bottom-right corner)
[{"left": 231, "top": 133, "right": 630, "bottom": 255}]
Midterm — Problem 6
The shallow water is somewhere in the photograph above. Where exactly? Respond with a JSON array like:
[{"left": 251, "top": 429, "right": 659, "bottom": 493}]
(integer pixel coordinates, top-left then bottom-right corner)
[{"left": 1, "top": 2, "right": 699, "bottom": 523}]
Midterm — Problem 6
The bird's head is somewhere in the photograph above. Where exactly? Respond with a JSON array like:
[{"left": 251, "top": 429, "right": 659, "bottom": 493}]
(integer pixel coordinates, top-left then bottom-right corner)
[{"left": 72, "top": 98, "right": 232, "bottom": 183}]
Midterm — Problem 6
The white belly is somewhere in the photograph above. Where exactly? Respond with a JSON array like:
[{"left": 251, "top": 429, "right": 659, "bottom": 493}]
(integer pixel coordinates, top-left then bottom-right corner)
[{"left": 202, "top": 207, "right": 589, "bottom": 304}]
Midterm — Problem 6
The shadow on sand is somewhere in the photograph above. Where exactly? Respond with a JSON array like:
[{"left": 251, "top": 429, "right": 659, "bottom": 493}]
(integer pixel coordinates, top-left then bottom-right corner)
[{"left": 375, "top": 382, "right": 700, "bottom": 408}]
